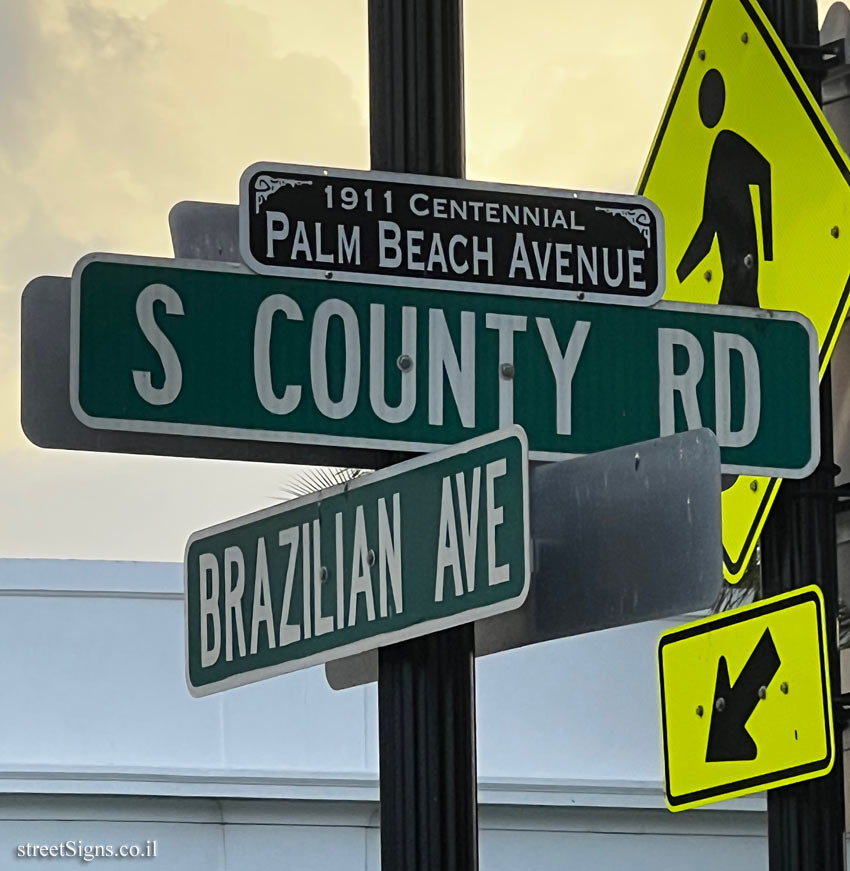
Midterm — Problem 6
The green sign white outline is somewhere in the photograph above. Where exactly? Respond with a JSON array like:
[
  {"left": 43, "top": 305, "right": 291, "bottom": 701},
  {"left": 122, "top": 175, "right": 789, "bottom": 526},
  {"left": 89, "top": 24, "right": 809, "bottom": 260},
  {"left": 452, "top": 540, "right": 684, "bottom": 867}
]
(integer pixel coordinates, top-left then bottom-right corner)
[
  {"left": 183, "top": 425, "right": 530, "bottom": 696},
  {"left": 69, "top": 252, "right": 820, "bottom": 478}
]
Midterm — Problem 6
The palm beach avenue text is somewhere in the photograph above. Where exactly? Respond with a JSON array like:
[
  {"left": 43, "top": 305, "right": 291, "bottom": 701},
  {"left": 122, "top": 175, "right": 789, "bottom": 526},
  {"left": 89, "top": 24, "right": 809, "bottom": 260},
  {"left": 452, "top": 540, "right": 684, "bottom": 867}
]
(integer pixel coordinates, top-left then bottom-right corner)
[{"left": 240, "top": 164, "right": 664, "bottom": 304}]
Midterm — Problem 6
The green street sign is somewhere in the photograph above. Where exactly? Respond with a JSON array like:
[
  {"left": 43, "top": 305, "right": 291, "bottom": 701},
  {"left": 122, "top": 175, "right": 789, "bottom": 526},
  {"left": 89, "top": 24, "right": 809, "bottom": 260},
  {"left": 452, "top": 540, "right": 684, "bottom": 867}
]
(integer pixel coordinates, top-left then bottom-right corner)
[
  {"left": 72, "top": 253, "right": 818, "bottom": 477},
  {"left": 184, "top": 427, "right": 530, "bottom": 695}
]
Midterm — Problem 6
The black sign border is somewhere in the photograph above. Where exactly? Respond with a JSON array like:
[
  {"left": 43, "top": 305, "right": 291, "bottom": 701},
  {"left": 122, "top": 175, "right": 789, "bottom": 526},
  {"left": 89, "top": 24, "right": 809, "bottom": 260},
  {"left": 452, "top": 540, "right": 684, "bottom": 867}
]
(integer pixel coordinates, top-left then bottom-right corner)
[
  {"left": 239, "top": 162, "right": 666, "bottom": 307},
  {"left": 658, "top": 587, "right": 834, "bottom": 809}
]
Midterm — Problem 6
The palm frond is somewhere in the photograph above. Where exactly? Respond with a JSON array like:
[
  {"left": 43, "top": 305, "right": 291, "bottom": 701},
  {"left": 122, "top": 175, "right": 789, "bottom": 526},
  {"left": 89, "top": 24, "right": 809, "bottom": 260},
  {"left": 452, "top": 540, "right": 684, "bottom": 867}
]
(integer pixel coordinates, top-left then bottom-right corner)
[
  {"left": 711, "top": 542, "right": 760, "bottom": 613},
  {"left": 279, "top": 466, "right": 370, "bottom": 501},
  {"left": 840, "top": 602, "right": 850, "bottom": 649},
  {"left": 710, "top": 542, "right": 850, "bottom": 649}
]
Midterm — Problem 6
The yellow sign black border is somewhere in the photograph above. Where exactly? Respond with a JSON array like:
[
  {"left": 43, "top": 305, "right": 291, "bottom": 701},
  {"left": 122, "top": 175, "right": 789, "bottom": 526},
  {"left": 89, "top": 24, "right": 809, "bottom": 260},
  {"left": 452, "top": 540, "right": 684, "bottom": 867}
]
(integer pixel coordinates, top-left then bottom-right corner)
[
  {"left": 637, "top": 0, "right": 850, "bottom": 578},
  {"left": 658, "top": 586, "right": 833, "bottom": 809}
]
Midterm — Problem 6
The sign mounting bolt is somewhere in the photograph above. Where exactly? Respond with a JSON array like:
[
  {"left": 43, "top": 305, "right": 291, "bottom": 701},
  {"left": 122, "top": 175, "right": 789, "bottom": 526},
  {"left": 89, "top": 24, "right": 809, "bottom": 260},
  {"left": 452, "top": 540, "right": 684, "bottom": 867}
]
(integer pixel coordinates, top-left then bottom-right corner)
[
  {"left": 397, "top": 354, "right": 413, "bottom": 372},
  {"left": 781, "top": 681, "right": 789, "bottom": 694},
  {"left": 715, "top": 697, "right": 726, "bottom": 712},
  {"left": 696, "top": 705, "right": 704, "bottom": 717},
  {"left": 741, "top": 32, "right": 749, "bottom": 43},
  {"left": 832, "top": 225, "right": 840, "bottom": 238},
  {"left": 698, "top": 49, "right": 706, "bottom": 60},
  {"left": 704, "top": 269, "right": 712, "bottom": 281},
  {"left": 500, "top": 362, "right": 515, "bottom": 380},
  {"left": 744, "top": 253, "right": 754, "bottom": 268},
  {"left": 320, "top": 566, "right": 329, "bottom": 583},
  {"left": 324, "top": 271, "right": 333, "bottom": 279},
  {"left": 750, "top": 480, "right": 758, "bottom": 492},
  {"left": 758, "top": 685, "right": 767, "bottom": 700},
  {"left": 367, "top": 549, "right": 376, "bottom": 566}
]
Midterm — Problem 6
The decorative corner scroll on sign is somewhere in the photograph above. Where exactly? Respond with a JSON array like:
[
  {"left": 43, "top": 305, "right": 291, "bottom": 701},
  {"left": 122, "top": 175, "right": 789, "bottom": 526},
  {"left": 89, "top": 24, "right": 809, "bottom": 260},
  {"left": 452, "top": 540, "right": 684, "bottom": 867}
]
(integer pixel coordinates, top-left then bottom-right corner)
[
  {"left": 254, "top": 176, "right": 313, "bottom": 213},
  {"left": 595, "top": 207, "right": 652, "bottom": 247}
]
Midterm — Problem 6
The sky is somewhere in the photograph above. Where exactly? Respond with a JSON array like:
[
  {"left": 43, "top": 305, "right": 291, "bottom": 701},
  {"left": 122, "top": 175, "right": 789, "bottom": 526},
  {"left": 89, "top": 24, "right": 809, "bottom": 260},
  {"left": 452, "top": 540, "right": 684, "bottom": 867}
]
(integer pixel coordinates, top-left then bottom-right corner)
[{"left": 0, "top": 0, "right": 840, "bottom": 561}]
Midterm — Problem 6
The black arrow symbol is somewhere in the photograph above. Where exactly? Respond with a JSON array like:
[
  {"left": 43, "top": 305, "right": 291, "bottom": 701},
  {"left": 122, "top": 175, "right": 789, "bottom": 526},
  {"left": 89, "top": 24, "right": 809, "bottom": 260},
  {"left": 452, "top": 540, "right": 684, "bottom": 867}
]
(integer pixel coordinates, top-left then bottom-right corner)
[{"left": 705, "top": 627, "right": 781, "bottom": 763}]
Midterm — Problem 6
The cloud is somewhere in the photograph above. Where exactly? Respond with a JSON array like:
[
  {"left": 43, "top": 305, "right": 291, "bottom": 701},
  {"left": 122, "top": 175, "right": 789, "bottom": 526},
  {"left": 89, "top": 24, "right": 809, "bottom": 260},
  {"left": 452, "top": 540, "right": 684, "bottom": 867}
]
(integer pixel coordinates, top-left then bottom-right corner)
[
  {"left": 0, "top": 445, "right": 310, "bottom": 559},
  {"left": 3, "top": 0, "right": 838, "bottom": 558},
  {"left": 465, "top": 0, "right": 847, "bottom": 191},
  {"left": 0, "top": 0, "right": 368, "bottom": 455},
  {"left": 0, "top": 0, "right": 367, "bottom": 273},
  {"left": 464, "top": 0, "right": 704, "bottom": 192}
]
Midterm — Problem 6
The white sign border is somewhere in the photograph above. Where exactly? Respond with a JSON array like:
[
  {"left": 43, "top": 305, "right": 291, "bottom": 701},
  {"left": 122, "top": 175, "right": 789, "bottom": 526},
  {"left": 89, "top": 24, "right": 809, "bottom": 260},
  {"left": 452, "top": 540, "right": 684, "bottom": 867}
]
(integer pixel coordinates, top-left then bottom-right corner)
[
  {"left": 238, "top": 161, "right": 667, "bottom": 307},
  {"left": 69, "top": 252, "right": 820, "bottom": 479},
  {"left": 182, "top": 425, "right": 531, "bottom": 697}
]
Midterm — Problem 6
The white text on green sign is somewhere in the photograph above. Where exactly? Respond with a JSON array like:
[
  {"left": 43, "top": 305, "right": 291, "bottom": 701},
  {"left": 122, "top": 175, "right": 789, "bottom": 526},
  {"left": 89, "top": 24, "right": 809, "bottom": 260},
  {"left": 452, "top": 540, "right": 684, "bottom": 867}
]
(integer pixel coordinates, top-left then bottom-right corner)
[
  {"left": 184, "top": 427, "right": 530, "bottom": 695},
  {"left": 73, "top": 254, "right": 818, "bottom": 477}
]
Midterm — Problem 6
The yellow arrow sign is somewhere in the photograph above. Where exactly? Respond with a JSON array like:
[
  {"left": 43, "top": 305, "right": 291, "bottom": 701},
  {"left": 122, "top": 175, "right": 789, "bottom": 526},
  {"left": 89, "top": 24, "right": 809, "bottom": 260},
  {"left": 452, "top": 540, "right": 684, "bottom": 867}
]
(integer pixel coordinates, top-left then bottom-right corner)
[
  {"left": 638, "top": 0, "right": 850, "bottom": 581},
  {"left": 658, "top": 586, "right": 834, "bottom": 811}
]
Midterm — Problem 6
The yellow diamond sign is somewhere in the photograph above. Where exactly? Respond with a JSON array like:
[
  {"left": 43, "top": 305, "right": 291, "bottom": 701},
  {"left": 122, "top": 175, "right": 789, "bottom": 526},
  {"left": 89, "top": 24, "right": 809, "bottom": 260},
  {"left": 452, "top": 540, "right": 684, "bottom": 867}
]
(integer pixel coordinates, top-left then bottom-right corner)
[
  {"left": 658, "top": 586, "right": 834, "bottom": 811},
  {"left": 638, "top": 0, "right": 850, "bottom": 581}
]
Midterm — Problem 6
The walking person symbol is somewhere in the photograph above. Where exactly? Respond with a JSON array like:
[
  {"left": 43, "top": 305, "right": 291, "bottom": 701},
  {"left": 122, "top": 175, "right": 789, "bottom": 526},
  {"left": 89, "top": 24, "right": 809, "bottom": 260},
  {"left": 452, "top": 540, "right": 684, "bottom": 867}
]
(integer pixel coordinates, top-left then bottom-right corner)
[{"left": 677, "top": 68, "right": 773, "bottom": 308}]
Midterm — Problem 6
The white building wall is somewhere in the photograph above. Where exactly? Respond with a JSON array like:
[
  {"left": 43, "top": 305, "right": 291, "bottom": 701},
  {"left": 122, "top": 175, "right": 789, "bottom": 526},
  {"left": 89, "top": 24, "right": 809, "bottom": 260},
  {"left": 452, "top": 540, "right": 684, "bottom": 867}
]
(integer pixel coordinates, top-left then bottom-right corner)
[{"left": 0, "top": 558, "right": 776, "bottom": 869}]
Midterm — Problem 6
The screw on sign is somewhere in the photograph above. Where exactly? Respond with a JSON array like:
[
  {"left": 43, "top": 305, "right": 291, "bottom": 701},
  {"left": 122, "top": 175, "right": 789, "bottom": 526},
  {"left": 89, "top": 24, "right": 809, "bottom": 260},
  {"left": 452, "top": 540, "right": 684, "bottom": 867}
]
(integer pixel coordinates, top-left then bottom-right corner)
[
  {"left": 676, "top": 66, "right": 773, "bottom": 310},
  {"left": 658, "top": 586, "right": 834, "bottom": 811},
  {"left": 70, "top": 253, "right": 819, "bottom": 478},
  {"left": 184, "top": 428, "right": 531, "bottom": 696},
  {"left": 240, "top": 163, "right": 667, "bottom": 306}
]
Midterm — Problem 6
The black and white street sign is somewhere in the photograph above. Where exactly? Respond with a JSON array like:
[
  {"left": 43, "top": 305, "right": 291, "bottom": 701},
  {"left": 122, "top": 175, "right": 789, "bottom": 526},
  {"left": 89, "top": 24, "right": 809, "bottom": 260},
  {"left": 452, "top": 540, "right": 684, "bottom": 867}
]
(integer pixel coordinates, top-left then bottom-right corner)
[{"left": 240, "top": 163, "right": 665, "bottom": 305}]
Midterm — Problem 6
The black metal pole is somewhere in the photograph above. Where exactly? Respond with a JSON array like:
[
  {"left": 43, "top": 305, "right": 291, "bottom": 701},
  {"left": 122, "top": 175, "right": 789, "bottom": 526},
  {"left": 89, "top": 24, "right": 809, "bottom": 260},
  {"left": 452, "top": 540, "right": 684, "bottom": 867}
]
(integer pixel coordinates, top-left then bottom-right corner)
[
  {"left": 759, "top": 2, "right": 846, "bottom": 869},
  {"left": 368, "top": 3, "right": 478, "bottom": 871}
]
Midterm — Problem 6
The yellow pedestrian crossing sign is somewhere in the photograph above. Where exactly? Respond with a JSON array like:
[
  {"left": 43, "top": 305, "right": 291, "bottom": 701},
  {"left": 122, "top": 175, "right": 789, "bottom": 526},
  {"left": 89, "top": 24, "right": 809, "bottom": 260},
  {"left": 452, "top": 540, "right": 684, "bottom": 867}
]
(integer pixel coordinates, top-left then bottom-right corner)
[
  {"left": 638, "top": 0, "right": 850, "bottom": 582},
  {"left": 658, "top": 586, "right": 834, "bottom": 811}
]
